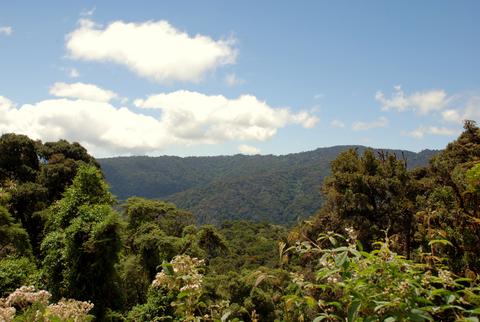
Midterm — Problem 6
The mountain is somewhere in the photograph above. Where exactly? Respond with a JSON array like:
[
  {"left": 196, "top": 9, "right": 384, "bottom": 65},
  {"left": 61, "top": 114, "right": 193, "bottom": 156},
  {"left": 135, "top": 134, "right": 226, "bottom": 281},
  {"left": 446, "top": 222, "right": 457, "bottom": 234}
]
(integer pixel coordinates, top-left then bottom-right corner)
[{"left": 98, "top": 146, "right": 438, "bottom": 225}]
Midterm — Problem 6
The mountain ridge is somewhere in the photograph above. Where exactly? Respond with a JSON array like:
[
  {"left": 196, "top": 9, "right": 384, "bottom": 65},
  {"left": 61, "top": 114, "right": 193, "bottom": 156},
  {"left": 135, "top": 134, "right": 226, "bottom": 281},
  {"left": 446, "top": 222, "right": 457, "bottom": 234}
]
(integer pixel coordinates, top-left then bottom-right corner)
[{"left": 98, "top": 145, "right": 439, "bottom": 225}]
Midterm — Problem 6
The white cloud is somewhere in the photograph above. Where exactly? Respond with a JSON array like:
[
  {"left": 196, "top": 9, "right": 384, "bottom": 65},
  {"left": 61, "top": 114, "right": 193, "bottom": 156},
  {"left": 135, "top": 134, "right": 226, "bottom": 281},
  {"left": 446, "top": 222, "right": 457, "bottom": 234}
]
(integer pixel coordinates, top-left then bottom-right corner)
[
  {"left": 0, "top": 90, "right": 317, "bottom": 157},
  {"left": 225, "top": 73, "right": 244, "bottom": 86},
  {"left": 330, "top": 120, "right": 345, "bottom": 128},
  {"left": 407, "top": 126, "right": 458, "bottom": 139},
  {"left": 238, "top": 144, "right": 260, "bottom": 155},
  {"left": 0, "top": 96, "right": 170, "bottom": 156},
  {"left": 49, "top": 82, "right": 117, "bottom": 102},
  {"left": 352, "top": 116, "right": 388, "bottom": 131},
  {"left": 375, "top": 85, "right": 447, "bottom": 114},
  {"left": 134, "top": 90, "right": 318, "bottom": 142},
  {"left": 441, "top": 95, "right": 480, "bottom": 124},
  {"left": 66, "top": 19, "right": 236, "bottom": 82},
  {"left": 0, "top": 26, "right": 12, "bottom": 36}
]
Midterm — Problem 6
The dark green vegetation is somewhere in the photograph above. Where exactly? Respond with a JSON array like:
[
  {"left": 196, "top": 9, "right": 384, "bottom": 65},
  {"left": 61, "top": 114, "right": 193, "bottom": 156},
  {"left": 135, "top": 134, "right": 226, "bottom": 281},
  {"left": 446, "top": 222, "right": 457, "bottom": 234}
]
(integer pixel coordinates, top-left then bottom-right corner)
[
  {"left": 1, "top": 121, "right": 480, "bottom": 321},
  {"left": 99, "top": 146, "right": 436, "bottom": 225}
]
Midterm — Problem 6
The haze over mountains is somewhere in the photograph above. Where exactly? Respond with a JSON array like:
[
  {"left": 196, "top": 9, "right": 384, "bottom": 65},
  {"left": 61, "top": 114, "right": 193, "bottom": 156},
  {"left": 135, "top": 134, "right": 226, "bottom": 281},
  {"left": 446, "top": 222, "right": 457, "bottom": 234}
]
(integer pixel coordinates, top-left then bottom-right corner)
[{"left": 99, "top": 145, "right": 438, "bottom": 225}]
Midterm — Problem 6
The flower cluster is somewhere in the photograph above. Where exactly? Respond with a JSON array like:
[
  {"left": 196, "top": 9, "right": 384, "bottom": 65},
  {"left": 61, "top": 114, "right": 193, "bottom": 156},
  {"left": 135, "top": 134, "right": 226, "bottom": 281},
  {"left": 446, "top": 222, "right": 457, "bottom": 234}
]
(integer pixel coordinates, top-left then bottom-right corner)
[
  {"left": 152, "top": 255, "right": 206, "bottom": 321},
  {"left": 344, "top": 227, "right": 358, "bottom": 245},
  {"left": 46, "top": 298, "right": 94, "bottom": 321},
  {"left": 152, "top": 255, "right": 204, "bottom": 293},
  {"left": 0, "top": 286, "right": 94, "bottom": 322},
  {"left": 0, "top": 306, "right": 15, "bottom": 322},
  {"left": 3, "top": 286, "right": 51, "bottom": 308}
]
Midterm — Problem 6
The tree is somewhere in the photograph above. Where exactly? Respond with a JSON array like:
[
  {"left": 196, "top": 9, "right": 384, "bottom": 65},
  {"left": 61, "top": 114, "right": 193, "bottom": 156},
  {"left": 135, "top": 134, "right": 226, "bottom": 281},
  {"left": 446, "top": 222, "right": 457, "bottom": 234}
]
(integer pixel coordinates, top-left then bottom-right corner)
[
  {"left": 304, "top": 148, "right": 418, "bottom": 257},
  {"left": 36, "top": 139, "right": 99, "bottom": 202},
  {"left": 0, "top": 134, "right": 39, "bottom": 183},
  {"left": 0, "top": 135, "right": 100, "bottom": 254},
  {"left": 123, "top": 197, "right": 194, "bottom": 236},
  {"left": 41, "top": 165, "right": 122, "bottom": 318},
  {"left": 416, "top": 120, "right": 480, "bottom": 273},
  {"left": 195, "top": 225, "right": 229, "bottom": 261}
]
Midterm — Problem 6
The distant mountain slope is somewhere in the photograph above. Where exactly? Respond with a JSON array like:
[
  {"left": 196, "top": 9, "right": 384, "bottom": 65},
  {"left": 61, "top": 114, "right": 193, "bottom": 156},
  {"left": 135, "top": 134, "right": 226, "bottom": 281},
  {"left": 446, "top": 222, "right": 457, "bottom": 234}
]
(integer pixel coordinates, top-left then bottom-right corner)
[{"left": 99, "top": 146, "right": 438, "bottom": 225}]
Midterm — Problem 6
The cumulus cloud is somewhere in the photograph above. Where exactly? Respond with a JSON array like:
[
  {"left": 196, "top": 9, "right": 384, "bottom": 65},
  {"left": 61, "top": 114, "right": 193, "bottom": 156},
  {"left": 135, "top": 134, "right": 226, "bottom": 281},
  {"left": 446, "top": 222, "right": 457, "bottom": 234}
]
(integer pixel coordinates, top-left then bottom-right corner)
[
  {"left": 407, "top": 126, "right": 458, "bottom": 139},
  {"left": 0, "top": 26, "right": 12, "bottom": 36},
  {"left": 66, "top": 19, "right": 236, "bottom": 82},
  {"left": 352, "top": 116, "right": 388, "bottom": 131},
  {"left": 0, "top": 90, "right": 317, "bottom": 156},
  {"left": 0, "top": 95, "right": 170, "bottom": 156},
  {"left": 225, "top": 73, "right": 244, "bottom": 86},
  {"left": 441, "top": 95, "right": 480, "bottom": 124},
  {"left": 238, "top": 144, "right": 260, "bottom": 155},
  {"left": 134, "top": 90, "right": 318, "bottom": 142},
  {"left": 375, "top": 85, "right": 447, "bottom": 114},
  {"left": 330, "top": 120, "right": 345, "bottom": 128},
  {"left": 49, "top": 82, "right": 117, "bottom": 102}
]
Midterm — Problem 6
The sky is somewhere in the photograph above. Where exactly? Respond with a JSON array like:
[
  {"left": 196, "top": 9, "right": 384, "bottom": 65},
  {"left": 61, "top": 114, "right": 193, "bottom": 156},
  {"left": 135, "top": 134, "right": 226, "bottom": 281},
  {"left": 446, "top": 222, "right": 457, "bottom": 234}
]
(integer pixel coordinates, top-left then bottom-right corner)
[{"left": 0, "top": 1, "right": 479, "bottom": 157}]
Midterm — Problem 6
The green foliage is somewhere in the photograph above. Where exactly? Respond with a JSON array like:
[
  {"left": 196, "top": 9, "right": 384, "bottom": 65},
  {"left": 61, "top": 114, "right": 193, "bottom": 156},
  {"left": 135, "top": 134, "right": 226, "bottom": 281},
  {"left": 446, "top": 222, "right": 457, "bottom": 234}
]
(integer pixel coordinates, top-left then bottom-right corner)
[
  {"left": 7, "top": 182, "right": 48, "bottom": 250},
  {"left": 0, "top": 134, "right": 99, "bottom": 254},
  {"left": 0, "top": 257, "right": 38, "bottom": 297},
  {"left": 284, "top": 232, "right": 480, "bottom": 321},
  {"left": 0, "top": 205, "right": 32, "bottom": 259},
  {"left": 0, "top": 133, "right": 39, "bottom": 183},
  {"left": 41, "top": 165, "right": 122, "bottom": 319},
  {"left": 209, "top": 221, "right": 287, "bottom": 273},
  {"left": 123, "top": 197, "right": 194, "bottom": 236},
  {"left": 116, "top": 254, "right": 150, "bottom": 311},
  {"left": 127, "top": 286, "right": 176, "bottom": 322},
  {"left": 100, "top": 146, "right": 436, "bottom": 225},
  {"left": 415, "top": 121, "right": 480, "bottom": 273},
  {"left": 195, "top": 225, "right": 229, "bottom": 261},
  {"left": 304, "top": 148, "right": 419, "bottom": 257},
  {"left": 47, "top": 165, "right": 114, "bottom": 230},
  {"left": 62, "top": 205, "right": 122, "bottom": 310}
]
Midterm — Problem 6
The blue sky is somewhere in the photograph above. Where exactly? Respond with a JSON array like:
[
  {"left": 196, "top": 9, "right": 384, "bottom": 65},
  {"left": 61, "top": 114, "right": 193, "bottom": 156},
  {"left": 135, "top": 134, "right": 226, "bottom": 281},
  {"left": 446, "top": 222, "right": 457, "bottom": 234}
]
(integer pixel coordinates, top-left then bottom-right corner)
[{"left": 0, "top": 1, "right": 479, "bottom": 157}]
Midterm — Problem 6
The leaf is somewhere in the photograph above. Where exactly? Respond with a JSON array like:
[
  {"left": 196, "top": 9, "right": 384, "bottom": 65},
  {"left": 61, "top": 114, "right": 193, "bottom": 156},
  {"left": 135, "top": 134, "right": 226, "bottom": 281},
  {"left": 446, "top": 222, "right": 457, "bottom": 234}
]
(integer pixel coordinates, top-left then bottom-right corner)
[
  {"left": 407, "top": 308, "right": 433, "bottom": 322},
  {"left": 305, "top": 296, "right": 317, "bottom": 308},
  {"left": 328, "top": 236, "right": 337, "bottom": 246},
  {"left": 460, "top": 318, "right": 479, "bottom": 322},
  {"left": 221, "top": 310, "right": 232, "bottom": 322},
  {"left": 313, "top": 316, "right": 328, "bottom": 322},
  {"left": 374, "top": 301, "right": 391, "bottom": 312},
  {"left": 335, "top": 251, "right": 348, "bottom": 267},
  {"left": 347, "top": 299, "right": 361, "bottom": 322},
  {"left": 327, "top": 301, "right": 343, "bottom": 310},
  {"left": 428, "top": 239, "right": 453, "bottom": 247},
  {"left": 162, "top": 262, "right": 174, "bottom": 276},
  {"left": 384, "top": 318, "right": 396, "bottom": 322},
  {"left": 468, "top": 308, "right": 480, "bottom": 314},
  {"left": 447, "top": 294, "right": 456, "bottom": 304},
  {"left": 254, "top": 273, "right": 267, "bottom": 288},
  {"left": 177, "top": 291, "right": 189, "bottom": 299}
]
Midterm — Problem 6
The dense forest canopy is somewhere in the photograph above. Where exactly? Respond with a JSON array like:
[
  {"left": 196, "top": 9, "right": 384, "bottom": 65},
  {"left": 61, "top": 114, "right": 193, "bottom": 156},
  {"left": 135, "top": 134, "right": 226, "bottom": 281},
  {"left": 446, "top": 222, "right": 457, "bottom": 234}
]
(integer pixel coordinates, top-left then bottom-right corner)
[
  {"left": 0, "top": 121, "right": 479, "bottom": 321},
  {"left": 99, "top": 146, "right": 437, "bottom": 225}
]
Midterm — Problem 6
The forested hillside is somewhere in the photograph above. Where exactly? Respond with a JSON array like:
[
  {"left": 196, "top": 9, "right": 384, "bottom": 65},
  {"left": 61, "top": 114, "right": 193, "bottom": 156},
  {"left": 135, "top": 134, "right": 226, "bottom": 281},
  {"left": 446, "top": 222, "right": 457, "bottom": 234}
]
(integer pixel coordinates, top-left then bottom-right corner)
[{"left": 100, "top": 146, "right": 437, "bottom": 224}]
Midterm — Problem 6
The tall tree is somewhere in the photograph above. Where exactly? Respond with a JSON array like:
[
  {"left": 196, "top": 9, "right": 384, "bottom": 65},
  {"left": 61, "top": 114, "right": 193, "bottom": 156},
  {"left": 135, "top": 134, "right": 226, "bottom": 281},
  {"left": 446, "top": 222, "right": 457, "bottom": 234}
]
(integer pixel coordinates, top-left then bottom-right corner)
[
  {"left": 41, "top": 165, "right": 122, "bottom": 318},
  {"left": 304, "top": 148, "right": 418, "bottom": 257},
  {"left": 416, "top": 120, "right": 480, "bottom": 273}
]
